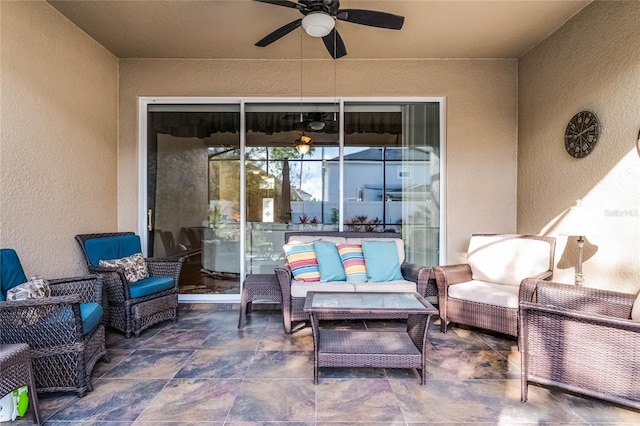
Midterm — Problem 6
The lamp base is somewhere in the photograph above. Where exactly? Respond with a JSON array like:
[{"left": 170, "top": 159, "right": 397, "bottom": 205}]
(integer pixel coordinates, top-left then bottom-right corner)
[{"left": 574, "top": 273, "right": 584, "bottom": 287}]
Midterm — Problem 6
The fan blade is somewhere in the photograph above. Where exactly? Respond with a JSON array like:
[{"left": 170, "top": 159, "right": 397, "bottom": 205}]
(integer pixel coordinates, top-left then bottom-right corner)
[
  {"left": 322, "top": 29, "right": 347, "bottom": 59},
  {"left": 337, "top": 9, "right": 404, "bottom": 30},
  {"left": 253, "top": 0, "right": 301, "bottom": 10},
  {"left": 255, "top": 19, "right": 303, "bottom": 47}
]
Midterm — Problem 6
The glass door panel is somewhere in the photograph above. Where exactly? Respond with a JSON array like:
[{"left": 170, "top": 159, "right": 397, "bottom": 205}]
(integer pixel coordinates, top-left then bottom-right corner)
[
  {"left": 147, "top": 104, "right": 241, "bottom": 295},
  {"left": 343, "top": 102, "right": 440, "bottom": 266},
  {"left": 245, "top": 103, "right": 339, "bottom": 274}
]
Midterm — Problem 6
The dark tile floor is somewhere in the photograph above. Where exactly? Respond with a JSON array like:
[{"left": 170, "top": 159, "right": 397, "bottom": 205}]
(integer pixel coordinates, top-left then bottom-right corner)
[{"left": 16, "top": 304, "right": 640, "bottom": 425}]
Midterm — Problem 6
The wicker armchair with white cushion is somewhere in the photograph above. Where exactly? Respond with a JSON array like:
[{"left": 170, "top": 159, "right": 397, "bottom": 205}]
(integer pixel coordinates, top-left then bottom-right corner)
[
  {"left": 519, "top": 278, "right": 640, "bottom": 410},
  {"left": 433, "top": 234, "right": 556, "bottom": 337}
]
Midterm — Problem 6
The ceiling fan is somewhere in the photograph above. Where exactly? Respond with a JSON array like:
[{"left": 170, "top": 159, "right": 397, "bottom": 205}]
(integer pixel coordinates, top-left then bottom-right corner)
[
  {"left": 283, "top": 111, "right": 336, "bottom": 131},
  {"left": 254, "top": 0, "right": 405, "bottom": 59}
]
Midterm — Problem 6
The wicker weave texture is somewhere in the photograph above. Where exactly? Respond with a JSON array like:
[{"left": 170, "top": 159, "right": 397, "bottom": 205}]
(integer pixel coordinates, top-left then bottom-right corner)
[
  {"left": 0, "top": 277, "right": 109, "bottom": 396},
  {"left": 276, "top": 231, "right": 436, "bottom": 334},
  {"left": 0, "top": 344, "right": 41, "bottom": 425},
  {"left": 434, "top": 234, "right": 556, "bottom": 337},
  {"left": 238, "top": 274, "right": 282, "bottom": 329},
  {"left": 75, "top": 233, "right": 183, "bottom": 338},
  {"left": 305, "top": 292, "right": 437, "bottom": 385},
  {"left": 519, "top": 279, "right": 640, "bottom": 410}
]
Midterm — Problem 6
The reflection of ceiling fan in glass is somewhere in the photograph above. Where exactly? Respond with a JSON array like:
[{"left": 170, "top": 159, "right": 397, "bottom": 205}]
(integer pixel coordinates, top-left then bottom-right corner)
[
  {"left": 254, "top": 0, "right": 405, "bottom": 59},
  {"left": 282, "top": 112, "right": 337, "bottom": 132}
]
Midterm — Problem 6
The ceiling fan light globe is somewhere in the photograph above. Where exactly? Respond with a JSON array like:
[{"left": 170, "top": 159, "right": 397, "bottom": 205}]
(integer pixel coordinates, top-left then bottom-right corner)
[
  {"left": 302, "top": 12, "right": 335, "bottom": 37},
  {"left": 296, "top": 141, "right": 311, "bottom": 155},
  {"left": 309, "top": 120, "right": 326, "bottom": 130}
]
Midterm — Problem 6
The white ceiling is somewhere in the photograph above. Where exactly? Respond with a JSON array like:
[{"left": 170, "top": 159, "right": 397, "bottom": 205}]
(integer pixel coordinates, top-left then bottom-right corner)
[{"left": 48, "top": 0, "right": 591, "bottom": 60}]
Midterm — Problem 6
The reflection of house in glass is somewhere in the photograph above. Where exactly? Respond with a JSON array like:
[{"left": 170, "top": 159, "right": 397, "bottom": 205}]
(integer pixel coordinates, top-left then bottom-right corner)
[
  {"left": 284, "top": 145, "right": 440, "bottom": 265},
  {"left": 320, "top": 146, "right": 439, "bottom": 228}
]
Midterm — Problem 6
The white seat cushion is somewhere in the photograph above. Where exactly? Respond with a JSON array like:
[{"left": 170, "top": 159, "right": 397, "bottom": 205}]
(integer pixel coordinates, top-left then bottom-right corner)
[
  {"left": 447, "top": 280, "right": 520, "bottom": 309},
  {"left": 290, "top": 279, "right": 355, "bottom": 298},
  {"left": 353, "top": 280, "right": 416, "bottom": 293},
  {"left": 468, "top": 236, "right": 551, "bottom": 286},
  {"left": 346, "top": 237, "right": 405, "bottom": 263}
]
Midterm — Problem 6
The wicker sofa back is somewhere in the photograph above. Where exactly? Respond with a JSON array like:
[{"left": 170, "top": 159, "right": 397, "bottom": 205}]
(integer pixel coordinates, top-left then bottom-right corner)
[{"left": 275, "top": 231, "right": 436, "bottom": 333}]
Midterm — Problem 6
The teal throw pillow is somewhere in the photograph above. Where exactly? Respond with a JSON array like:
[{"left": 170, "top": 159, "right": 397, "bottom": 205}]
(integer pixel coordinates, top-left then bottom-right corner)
[
  {"left": 314, "top": 241, "right": 346, "bottom": 282},
  {"left": 361, "top": 240, "right": 403, "bottom": 282}
]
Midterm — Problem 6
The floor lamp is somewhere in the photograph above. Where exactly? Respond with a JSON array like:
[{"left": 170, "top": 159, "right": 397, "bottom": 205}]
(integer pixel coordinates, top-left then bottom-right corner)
[{"left": 560, "top": 199, "right": 590, "bottom": 286}]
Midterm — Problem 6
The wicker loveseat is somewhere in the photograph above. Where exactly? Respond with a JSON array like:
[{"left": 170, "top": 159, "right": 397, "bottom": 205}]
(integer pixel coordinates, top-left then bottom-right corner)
[
  {"left": 275, "top": 231, "right": 437, "bottom": 333},
  {"left": 75, "top": 232, "right": 183, "bottom": 338},
  {"left": 519, "top": 278, "right": 640, "bottom": 410},
  {"left": 0, "top": 249, "right": 109, "bottom": 396}
]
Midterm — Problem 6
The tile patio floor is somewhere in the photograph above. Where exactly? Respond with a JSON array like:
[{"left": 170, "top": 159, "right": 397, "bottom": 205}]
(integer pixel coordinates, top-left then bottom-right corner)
[{"left": 14, "top": 304, "right": 640, "bottom": 425}]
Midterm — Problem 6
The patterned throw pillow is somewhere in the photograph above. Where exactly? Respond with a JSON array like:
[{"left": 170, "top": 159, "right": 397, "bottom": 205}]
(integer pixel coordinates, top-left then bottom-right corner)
[
  {"left": 6, "top": 277, "right": 51, "bottom": 301},
  {"left": 99, "top": 253, "right": 149, "bottom": 283},
  {"left": 336, "top": 244, "right": 367, "bottom": 283},
  {"left": 283, "top": 242, "right": 320, "bottom": 282}
]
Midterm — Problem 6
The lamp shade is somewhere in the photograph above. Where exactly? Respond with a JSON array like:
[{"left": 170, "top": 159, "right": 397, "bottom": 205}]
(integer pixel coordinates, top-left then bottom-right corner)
[
  {"left": 295, "top": 135, "right": 311, "bottom": 155},
  {"left": 302, "top": 12, "right": 335, "bottom": 37},
  {"left": 559, "top": 199, "right": 590, "bottom": 236}
]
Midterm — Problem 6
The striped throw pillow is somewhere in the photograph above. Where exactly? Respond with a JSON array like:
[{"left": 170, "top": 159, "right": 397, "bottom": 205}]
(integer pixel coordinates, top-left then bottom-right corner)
[
  {"left": 284, "top": 242, "right": 320, "bottom": 282},
  {"left": 336, "top": 243, "right": 367, "bottom": 283}
]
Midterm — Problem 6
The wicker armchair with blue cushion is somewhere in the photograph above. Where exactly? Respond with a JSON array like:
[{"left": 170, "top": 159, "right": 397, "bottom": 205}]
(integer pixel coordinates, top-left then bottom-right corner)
[
  {"left": 0, "top": 248, "right": 109, "bottom": 397},
  {"left": 75, "top": 232, "right": 183, "bottom": 338}
]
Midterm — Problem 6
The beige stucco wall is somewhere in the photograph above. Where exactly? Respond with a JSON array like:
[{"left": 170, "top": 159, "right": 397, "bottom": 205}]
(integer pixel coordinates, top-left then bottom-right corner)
[
  {"left": 0, "top": 1, "right": 118, "bottom": 277},
  {"left": 518, "top": 1, "right": 640, "bottom": 293},
  {"left": 119, "top": 59, "right": 518, "bottom": 263}
]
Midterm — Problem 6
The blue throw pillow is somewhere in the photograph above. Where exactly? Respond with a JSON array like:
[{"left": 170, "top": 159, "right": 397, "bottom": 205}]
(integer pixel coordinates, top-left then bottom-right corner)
[
  {"left": 314, "top": 241, "right": 346, "bottom": 282},
  {"left": 361, "top": 240, "right": 403, "bottom": 283}
]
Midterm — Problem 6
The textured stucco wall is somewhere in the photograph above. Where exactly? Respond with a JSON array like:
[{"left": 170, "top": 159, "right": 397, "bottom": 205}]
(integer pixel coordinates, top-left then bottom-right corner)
[
  {"left": 119, "top": 59, "right": 518, "bottom": 263},
  {"left": 518, "top": 1, "right": 640, "bottom": 292},
  {"left": 0, "top": 1, "right": 118, "bottom": 277}
]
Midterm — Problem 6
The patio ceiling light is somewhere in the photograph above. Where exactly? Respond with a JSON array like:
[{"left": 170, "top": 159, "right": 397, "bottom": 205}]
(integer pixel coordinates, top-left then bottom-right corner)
[
  {"left": 301, "top": 12, "right": 335, "bottom": 38},
  {"left": 295, "top": 135, "right": 311, "bottom": 155}
]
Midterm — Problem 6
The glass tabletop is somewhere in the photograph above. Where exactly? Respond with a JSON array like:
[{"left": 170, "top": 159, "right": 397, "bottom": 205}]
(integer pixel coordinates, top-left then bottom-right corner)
[{"left": 305, "top": 292, "right": 434, "bottom": 313}]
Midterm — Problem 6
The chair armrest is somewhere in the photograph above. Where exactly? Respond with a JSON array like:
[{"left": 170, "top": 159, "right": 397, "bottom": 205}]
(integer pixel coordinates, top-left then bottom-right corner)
[
  {"left": 0, "top": 295, "right": 85, "bottom": 347},
  {"left": 145, "top": 257, "right": 184, "bottom": 279},
  {"left": 520, "top": 278, "right": 635, "bottom": 319},
  {"left": 433, "top": 264, "right": 472, "bottom": 290},
  {"left": 275, "top": 264, "right": 293, "bottom": 303},
  {"left": 520, "top": 301, "right": 640, "bottom": 333},
  {"left": 49, "top": 275, "right": 103, "bottom": 304},
  {"left": 401, "top": 262, "right": 432, "bottom": 297},
  {"left": 87, "top": 265, "right": 130, "bottom": 301}
]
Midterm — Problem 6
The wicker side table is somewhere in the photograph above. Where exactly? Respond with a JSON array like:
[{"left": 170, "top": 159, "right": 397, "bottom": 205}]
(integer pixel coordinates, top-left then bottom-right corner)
[
  {"left": 238, "top": 274, "right": 281, "bottom": 329},
  {"left": 0, "top": 344, "right": 41, "bottom": 425}
]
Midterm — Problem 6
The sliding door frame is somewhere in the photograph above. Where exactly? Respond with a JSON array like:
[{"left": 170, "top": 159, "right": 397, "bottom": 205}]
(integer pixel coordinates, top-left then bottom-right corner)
[{"left": 138, "top": 96, "right": 446, "bottom": 303}]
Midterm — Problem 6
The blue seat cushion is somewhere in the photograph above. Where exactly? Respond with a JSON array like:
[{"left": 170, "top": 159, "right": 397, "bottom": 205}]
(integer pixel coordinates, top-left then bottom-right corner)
[
  {"left": 129, "top": 277, "right": 174, "bottom": 299},
  {"left": 80, "top": 302, "right": 103, "bottom": 335},
  {"left": 84, "top": 235, "right": 142, "bottom": 267},
  {"left": 0, "top": 249, "right": 28, "bottom": 301}
]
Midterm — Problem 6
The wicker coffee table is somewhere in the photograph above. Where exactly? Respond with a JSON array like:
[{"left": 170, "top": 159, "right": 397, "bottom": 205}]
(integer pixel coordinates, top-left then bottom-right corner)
[{"left": 303, "top": 291, "right": 438, "bottom": 385}]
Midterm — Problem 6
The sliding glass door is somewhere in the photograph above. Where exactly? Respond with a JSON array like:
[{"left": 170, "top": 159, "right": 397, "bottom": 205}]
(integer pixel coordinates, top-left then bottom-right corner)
[
  {"left": 244, "top": 103, "right": 340, "bottom": 274},
  {"left": 143, "top": 98, "right": 443, "bottom": 301},
  {"left": 147, "top": 104, "right": 241, "bottom": 296}
]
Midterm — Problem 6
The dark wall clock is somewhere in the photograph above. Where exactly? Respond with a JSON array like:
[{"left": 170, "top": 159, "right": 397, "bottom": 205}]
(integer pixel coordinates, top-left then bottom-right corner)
[{"left": 564, "top": 111, "right": 600, "bottom": 158}]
